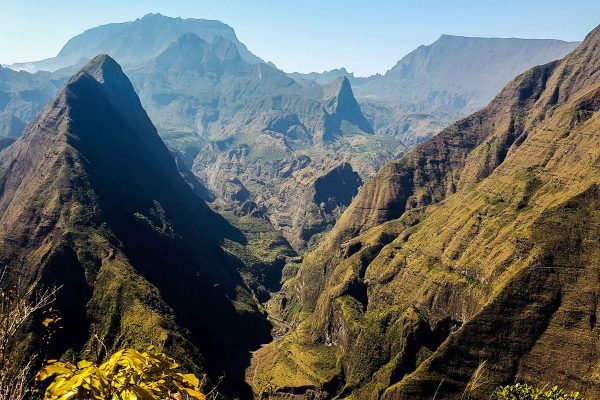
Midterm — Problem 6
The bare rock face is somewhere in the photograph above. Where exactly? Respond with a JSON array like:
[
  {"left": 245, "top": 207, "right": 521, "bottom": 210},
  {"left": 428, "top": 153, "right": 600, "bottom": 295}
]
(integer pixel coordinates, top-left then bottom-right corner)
[
  {"left": 250, "top": 24, "right": 600, "bottom": 399},
  {"left": 267, "top": 162, "right": 362, "bottom": 251}
]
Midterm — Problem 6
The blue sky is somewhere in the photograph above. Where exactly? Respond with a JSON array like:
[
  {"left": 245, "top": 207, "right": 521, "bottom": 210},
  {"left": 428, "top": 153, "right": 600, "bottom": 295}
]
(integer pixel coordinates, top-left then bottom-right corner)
[{"left": 0, "top": 0, "right": 599, "bottom": 76}]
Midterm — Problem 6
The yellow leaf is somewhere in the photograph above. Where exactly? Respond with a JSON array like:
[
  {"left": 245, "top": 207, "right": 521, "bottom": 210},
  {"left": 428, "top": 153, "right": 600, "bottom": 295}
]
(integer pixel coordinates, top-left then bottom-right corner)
[
  {"left": 183, "top": 388, "right": 206, "bottom": 400},
  {"left": 178, "top": 373, "right": 200, "bottom": 388}
]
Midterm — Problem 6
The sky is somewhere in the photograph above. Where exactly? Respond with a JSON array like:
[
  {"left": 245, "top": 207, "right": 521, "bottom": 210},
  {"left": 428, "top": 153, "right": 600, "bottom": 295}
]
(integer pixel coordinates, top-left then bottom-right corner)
[{"left": 0, "top": 0, "right": 599, "bottom": 76}]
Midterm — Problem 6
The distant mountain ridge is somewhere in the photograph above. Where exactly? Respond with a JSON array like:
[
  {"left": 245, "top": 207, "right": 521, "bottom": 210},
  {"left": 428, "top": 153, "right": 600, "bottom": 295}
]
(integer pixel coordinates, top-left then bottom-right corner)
[
  {"left": 288, "top": 67, "right": 366, "bottom": 87},
  {"left": 357, "top": 35, "right": 580, "bottom": 110},
  {"left": 293, "top": 35, "right": 580, "bottom": 147},
  {"left": 0, "top": 17, "right": 581, "bottom": 251},
  {"left": 6, "top": 13, "right": 262, "bottom": 73}
]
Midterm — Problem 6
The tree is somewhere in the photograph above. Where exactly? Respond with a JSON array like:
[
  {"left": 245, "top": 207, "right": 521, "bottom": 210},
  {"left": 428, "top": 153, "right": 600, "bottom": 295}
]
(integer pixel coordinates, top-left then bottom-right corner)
[{"left": 36, "top": 346, "right": 206, "bottom": 400}]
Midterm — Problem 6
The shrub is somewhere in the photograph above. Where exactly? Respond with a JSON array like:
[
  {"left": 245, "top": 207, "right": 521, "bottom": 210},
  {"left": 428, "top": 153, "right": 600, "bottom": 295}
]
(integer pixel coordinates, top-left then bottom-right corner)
[
  {"left": 493, "top": 383, "right": 583, "bottom": 400},
  {"left": 35, "top": 346, "right": 205, "bottom": 399},
  {"left": 0, "top": 276, "right": 58, "bottom": 400}
]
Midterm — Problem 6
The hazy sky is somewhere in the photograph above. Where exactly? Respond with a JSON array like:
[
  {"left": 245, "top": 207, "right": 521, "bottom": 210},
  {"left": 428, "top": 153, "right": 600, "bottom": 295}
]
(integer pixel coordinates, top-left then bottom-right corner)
[{"left": 0, "top": 0, "right": 599, "bottom": 76}]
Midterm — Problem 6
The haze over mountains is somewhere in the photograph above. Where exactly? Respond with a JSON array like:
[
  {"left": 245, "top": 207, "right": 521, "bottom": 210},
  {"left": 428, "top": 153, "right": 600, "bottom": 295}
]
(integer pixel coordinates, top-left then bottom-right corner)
[
  {"left": 1, "top": 12, "right": 598, "bottom": 400},
  {"left": 0, "top": 13, "right": 579, "bottom": 251},
  {"left": 7, "top": 13, "right": 261, "bottom": 73},
  {"left": 293, "top": 35, "right": 579, "bottom": 146}
]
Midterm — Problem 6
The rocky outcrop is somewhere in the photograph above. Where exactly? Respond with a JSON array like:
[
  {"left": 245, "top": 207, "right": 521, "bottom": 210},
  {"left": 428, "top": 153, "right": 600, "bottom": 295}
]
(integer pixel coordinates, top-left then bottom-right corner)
[
  {"left": 318, "top": 77, "right": 374, "bottom": 141},
  {"left": 250, "top": 24, "right": 600, "bottom": 399},
  {"left": 267, "top": 162, "right": 362, "bottom": 251}
]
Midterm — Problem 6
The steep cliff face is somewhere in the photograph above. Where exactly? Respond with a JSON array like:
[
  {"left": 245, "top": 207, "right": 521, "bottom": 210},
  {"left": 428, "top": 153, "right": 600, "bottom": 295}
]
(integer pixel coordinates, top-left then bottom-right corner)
[
  {"left": 329, "top": 36, "right": 576, "bottom": 148},
  {"left": 250, "top": 25, "right": 600, "bottom": 399},
  {"left": 266, "top": 162, "right": 362, "bottom": 251},
  {"left": 319, "top": 77, "right": 374, "bottom": 141},
  {"left": 0, "top": 55, "right": 285, "bottom": 398}
]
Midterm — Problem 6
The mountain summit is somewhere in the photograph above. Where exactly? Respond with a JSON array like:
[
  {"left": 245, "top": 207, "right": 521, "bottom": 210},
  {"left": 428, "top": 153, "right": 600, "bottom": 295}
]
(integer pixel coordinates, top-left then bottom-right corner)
[{"left": 320, "top": 76, "right": 374, "bottom": 139}]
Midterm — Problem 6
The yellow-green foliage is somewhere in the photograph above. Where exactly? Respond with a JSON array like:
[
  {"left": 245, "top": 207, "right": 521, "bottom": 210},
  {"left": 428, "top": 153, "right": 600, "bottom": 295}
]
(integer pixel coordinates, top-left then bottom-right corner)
[
  {"left": 494, "top": 383, "right": 583, "bottom": 400},
  {"left": 36, "top": 347, "right": 205, "bottom": 400}
]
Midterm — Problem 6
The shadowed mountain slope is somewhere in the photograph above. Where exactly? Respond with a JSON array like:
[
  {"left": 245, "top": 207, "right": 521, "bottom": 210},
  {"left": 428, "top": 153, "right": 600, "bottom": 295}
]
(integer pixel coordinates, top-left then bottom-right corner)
[
  {"left": 0, "top": 54, "right": 284, "bottom": 398},
  {"left": 249, "top": 24, "right": 600, "bottom": 399}
]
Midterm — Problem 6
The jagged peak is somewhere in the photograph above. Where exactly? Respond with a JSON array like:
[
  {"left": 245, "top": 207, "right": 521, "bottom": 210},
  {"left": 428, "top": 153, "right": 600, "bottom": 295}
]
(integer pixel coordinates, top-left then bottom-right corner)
[
  {"left": 64, "top": 57, "right": 138, "bottom": 105},
  {"left": 65, "top": 54, "right": 151, "bottom": 131},
  {"left": 321, "top": 67, "right": 350, "bottom": 75},
  {"left": 320, "top": 76, "right": 373, "bottom": 135},
  {"left": 322, "top": 76, "right": 352, "bottom": 100},
  {"left": 140, "top": 12, "right": 168, "bottom": 20}
]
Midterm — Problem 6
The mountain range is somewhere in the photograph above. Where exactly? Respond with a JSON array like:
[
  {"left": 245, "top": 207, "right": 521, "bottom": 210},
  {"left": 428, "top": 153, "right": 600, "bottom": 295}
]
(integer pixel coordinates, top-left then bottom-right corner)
[
  {"left": 1, "top": 14, "right": 598, "bottom": 399},
  {"left": 1, "top": 16, "right": 406, "bottom": 251},
  {"left": 126, "top": 31, "right": 399, "bottom": 251},
  {"left": 0, "top": 15, "right": 580, "bottom": 253},
  {"left": 6, "top": 13, "right": 261, "bottom": 73},
  {"left": 250, "top": 23, "right": 600, "bottom": 399},
  {"left": 293, "top": 35, "right": 579, "bottom": 147}
]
